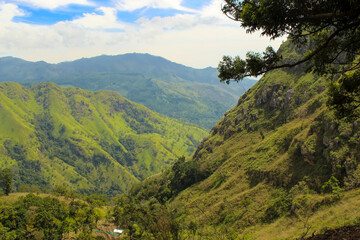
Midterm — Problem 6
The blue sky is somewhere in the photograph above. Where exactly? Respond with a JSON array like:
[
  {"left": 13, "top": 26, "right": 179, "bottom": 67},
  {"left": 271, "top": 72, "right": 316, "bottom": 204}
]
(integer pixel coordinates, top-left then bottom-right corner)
[
  {"left": 12, "top": 1, "right": 200, "bottom": 24},
  {"left": 0, "top": 0, "right": 284, "bottom": 68}
]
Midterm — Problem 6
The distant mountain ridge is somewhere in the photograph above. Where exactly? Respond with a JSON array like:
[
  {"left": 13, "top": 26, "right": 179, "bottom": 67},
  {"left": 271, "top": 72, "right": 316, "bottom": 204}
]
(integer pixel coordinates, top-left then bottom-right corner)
[
  {"left": 0, "top": 82, "right": 207, "bottom": 195},
  {"left": 59, "top": 54, "right": 221, "bottom": 84},
  {"left": 0, "top": 54, "right": 256, "bottom": 128},
  {"left": 0, "top": 54, "right": 227, "bottom": 83}
]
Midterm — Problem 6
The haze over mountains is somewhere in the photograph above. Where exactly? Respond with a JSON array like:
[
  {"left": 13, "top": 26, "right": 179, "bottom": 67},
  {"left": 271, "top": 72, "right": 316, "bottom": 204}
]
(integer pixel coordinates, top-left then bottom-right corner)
[{"left": 0, "top": 54, "right": 257, "bottom": 129}]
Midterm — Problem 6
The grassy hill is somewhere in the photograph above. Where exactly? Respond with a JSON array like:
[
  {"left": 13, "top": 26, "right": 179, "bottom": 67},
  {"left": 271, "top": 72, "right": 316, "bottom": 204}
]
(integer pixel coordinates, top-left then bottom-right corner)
[
  {"left": 0, "top": 54, "right": 256, "bottom": 129},
  {"left": 129, "top": 41, "right": 360, "bottom": 239},
  {"left": 0, "top": 82, "right": 208, "bottom": 195}
]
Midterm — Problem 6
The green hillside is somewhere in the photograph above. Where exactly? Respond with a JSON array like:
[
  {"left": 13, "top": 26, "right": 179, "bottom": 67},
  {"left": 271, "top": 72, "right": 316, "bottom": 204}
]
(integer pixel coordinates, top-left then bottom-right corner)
[
  {"left": 128, "top": 41, "right": 360, "bottom": 239},
  {"left": 0, "top": 54, "right": 256, "bottom": 129},
  {"left": 0, "top": 82, "right": 207, "bottom": 195}
]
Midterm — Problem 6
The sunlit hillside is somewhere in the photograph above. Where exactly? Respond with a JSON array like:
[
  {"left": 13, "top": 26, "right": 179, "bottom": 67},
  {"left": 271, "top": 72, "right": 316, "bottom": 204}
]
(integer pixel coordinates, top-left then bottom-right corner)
[{"left": 0, "top": 82, "right": 207, "bottom": 195}]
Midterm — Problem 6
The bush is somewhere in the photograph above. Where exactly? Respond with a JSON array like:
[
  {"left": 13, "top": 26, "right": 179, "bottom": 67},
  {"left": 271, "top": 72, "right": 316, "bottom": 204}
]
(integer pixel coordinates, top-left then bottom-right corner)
[
  {"left": 321, "top": 176, "right": 343, "bottom": 194},
  {"left": 170, "top": 157, "right": 209, "bottom": 193}
]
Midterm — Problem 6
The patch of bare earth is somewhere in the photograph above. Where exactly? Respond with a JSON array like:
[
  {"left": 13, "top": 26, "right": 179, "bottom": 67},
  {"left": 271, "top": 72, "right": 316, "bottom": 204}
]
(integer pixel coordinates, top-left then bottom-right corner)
[{"left": 304, "top": 225, "right": 360, "bottom": 240}]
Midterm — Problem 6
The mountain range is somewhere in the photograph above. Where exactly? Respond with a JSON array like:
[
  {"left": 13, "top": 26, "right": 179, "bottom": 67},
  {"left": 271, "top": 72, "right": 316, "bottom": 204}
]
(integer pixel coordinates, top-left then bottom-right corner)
[
  {"left": 2, "top": 40, "right": 358, "bottom": 239},
  {"left": 0, "top": 54, "right": 257, "bottom": 129}
]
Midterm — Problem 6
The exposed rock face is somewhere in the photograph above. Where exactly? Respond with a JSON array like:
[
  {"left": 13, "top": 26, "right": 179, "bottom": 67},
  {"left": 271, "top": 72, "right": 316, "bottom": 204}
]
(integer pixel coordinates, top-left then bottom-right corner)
[
  {"left": 322, "top": 136, "right": 334, "bottom": 149},
  {"left": 208, "top": 81, "right": 299, "bottom": 142},
  {"left": 193, "top": 61, "right": 360, "bottom": 193},
  {"left": 255, "top": 84, "right": 282, "bottom": 107},
  {"left": 286, "top": 88, "right": 295, "bottom": 102},
  {"left": 254, "top": 84, "right": 297, "bottom": 111}
]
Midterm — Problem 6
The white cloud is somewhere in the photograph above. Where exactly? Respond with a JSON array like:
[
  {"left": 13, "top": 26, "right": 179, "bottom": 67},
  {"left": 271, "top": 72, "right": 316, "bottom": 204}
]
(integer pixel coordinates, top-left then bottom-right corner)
[
  {"left": 0, "top": 3, "right": 61, "bottom": 49},
  {"left": 0, "top": 3, "right": 25, "bottom": 22},
  {"left": 11, "top": 0, "right": 94, "bottom": 10},
  {"left": 200, "top": 0, "right": 227, "bottom": 21},
  {"left": 115, "top": 0, "right": 194, "bottom": 12},
  {"left": 133, "top": 0, "right": 235, "bottom": 35},
  {"left": 136, "top": 14, "right": 197, "bottom": 32},
  {"left": 71, "top": 7, "right": 125, "bottom": 29},
  {"left": 0, "top": 3, "right": 125, "bottom": 50},
  {"left": 0, "top": 0, "right": 285, "bottom": 68}
]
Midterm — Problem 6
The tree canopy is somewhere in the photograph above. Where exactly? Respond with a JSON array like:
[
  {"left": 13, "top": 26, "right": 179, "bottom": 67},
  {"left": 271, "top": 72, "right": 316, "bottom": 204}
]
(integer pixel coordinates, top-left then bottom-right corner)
[
  {"left": 218, "top": 0, "right": 360, "bottom": 83},
  {"left": 1, "top": 168, "right": 13, "bottom": 196}
]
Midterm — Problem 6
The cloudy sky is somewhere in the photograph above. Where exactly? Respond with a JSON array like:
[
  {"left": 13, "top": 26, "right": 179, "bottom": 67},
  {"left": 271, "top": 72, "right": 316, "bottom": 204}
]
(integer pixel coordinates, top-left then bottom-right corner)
[{"left": 0, "top": 0, "right": 285, "bottom": 68}]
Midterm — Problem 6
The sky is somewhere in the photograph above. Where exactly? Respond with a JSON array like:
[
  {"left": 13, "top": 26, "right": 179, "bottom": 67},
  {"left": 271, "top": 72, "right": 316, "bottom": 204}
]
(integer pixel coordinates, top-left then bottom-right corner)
[{"left": 0, "top": 0, "right": 285, "bottom": 68}]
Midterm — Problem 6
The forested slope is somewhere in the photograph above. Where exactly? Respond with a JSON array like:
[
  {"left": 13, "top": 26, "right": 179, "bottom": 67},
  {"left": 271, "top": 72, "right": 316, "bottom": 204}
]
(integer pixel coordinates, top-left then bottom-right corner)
[
  {"left": 0, "top": 82, "right": 207, "bottom": 195},
  {"left": 129, "top": 41, "right": 360, "bottom": 239}
]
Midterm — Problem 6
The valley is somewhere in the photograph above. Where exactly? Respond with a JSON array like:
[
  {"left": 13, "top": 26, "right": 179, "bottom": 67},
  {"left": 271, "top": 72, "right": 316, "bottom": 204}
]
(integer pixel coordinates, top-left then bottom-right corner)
[
  {"left": 1, "top": 41, "right": 360, "bottom": 239},
  {"left": 1, "top": 1, "right": 360, "bottom": 237},
  {"left": 1, "top": 40, "right": 360, "bottom": 239}
]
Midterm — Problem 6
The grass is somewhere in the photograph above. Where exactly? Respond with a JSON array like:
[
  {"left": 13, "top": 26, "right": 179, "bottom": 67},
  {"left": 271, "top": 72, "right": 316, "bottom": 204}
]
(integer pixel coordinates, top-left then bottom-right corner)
[{"left": 242, "top": 189, "right": 360, "bottom": 239}]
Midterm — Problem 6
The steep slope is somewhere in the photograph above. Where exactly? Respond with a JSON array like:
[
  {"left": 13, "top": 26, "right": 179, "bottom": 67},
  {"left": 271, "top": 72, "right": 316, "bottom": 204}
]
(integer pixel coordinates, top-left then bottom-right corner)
[
  {"left": 0, "top": 54, "right": 256, "bottom": 128},
  {"left": 0, "top": 82, "right": 207, "bottom": 195},
  {"left": 130, "top": 41, "right": 360, "bottom": 238}
]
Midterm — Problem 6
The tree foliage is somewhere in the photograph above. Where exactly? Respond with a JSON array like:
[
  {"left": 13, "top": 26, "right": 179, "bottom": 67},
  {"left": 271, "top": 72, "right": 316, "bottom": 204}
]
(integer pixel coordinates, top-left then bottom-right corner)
[
  {"left": 0, "top": 193, "right": 100, "bottom": 239},
  {"left": 112, "top": 195, "right": 179, "bottom": 240},
  {"left": 218, "top": 0, "right": 360, "bottom": 83},
  {"left": 1, "top": 168, "right": 13, "bottom": 196},
  {"left": 170, "top": 156, "right": 208, "bottom": 193},
  {"left": 328, "top": 70, "right": 360, "bottom": 119}
]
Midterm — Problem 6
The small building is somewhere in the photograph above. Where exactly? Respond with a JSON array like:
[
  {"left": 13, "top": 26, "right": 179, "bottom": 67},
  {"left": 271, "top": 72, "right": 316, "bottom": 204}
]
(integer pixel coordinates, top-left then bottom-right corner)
[{"left": 114, "top": 229, "right": 123, "bottom": 234}]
